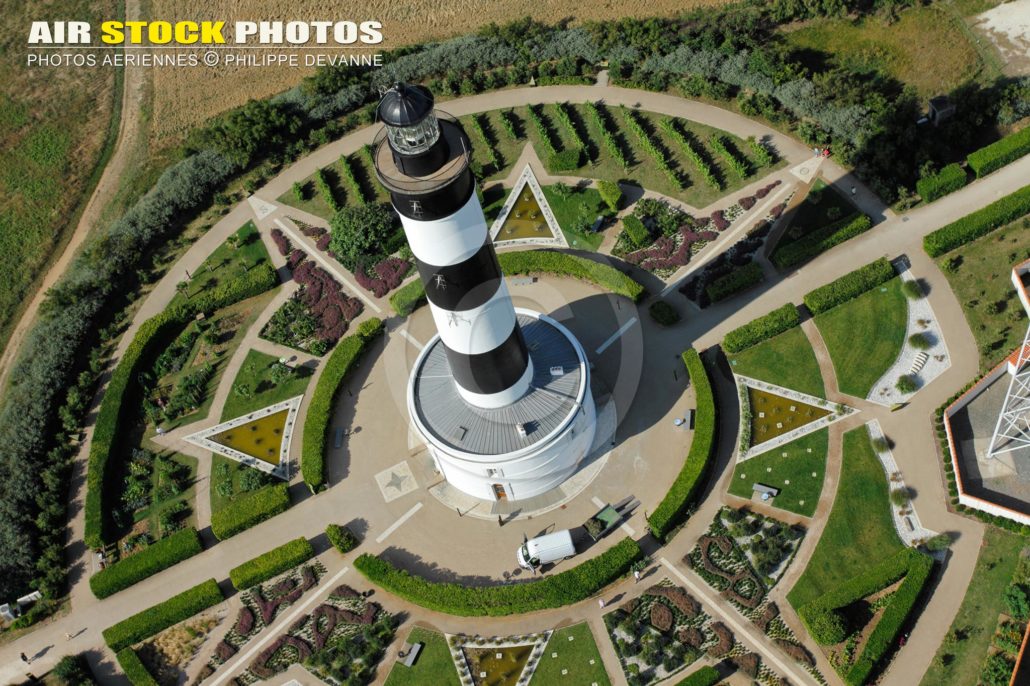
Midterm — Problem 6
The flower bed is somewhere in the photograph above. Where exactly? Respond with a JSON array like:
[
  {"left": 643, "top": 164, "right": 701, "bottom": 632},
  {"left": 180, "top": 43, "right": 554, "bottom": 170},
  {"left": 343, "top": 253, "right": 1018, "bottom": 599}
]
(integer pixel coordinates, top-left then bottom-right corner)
[{"left": 353, "top": 257, "right": 410, "bottom": 298}]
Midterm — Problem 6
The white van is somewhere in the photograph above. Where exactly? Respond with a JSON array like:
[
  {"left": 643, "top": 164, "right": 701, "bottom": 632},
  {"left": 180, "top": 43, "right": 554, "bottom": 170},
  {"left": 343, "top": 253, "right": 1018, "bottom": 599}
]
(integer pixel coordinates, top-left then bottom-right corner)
[{"left": 516, "top": 529, "right": 576, "bottom": 570}]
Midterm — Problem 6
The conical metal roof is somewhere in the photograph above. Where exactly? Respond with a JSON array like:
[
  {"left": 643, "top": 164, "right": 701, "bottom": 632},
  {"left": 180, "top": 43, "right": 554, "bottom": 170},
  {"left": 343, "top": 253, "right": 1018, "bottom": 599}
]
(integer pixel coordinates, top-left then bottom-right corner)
[{"left": 377, "top": 83, "right": 435, "bottom": 127}]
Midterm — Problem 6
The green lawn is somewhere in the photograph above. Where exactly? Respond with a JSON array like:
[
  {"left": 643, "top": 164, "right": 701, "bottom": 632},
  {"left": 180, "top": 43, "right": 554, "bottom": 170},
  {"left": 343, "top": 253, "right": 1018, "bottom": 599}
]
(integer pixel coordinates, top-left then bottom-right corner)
[
  {"left": 169, "top": 221, "right": 271, "bottom": 309},
  {"left": 531, "top": 623, "right": 612, "bottom": 686},
  {"left": 384, "top": 627, "right": 460, "bottom": 686},
  {"left": 728, "top": 428, "right": 829, "bottom": 517},
  {"left": 780, "top": 178, "right": 858, "bottom": 242},
  {"left": 787, "top": 428, "right": 904, "bottom": 610},
  {"left": 541, "top": 185, "right": 607, "bottom": 251},
  {"left": 919, "top": 528, "right": 1025, "bottom": 686},
  {"left": 728, "top": 325, "right": 826, "bottom": 398},
  {"left": 937, "top": 217, "right": 1030, "bottom": 371},
  {"left": 140, "top": 452, "right": 198, "bottom": 535},
  {"left": 220, "top": 349, "right": 313, "bottom": 420},
  {"left": 814, "top": 277, "right": 908, "bottom": 398},
  {"left": 208, "top": 454, "right": 277, "bottom": 515},
  {"left": 275, "top": 149, "right": 388, "bottom": 220}
]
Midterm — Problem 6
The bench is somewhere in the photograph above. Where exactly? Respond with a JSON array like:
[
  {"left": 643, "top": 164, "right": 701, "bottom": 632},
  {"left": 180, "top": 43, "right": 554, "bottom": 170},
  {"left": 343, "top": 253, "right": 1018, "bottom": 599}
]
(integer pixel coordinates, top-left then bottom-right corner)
[{"left": 398, "top": 641, "right": 423, "bottom": 667}]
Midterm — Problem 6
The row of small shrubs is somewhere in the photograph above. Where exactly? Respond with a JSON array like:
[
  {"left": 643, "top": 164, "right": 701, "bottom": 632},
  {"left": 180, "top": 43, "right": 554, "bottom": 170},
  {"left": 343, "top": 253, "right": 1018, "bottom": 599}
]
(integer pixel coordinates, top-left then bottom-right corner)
[
  {"left": 622, "top": 215, "right": 653, "bottom": 250},
  {"left": 353, "top": 537, "right": 642, "bottom": 616},
  {"left": 326, "top": 523, "right": 360, "bottom": 553},
  {"left": 103, "top": 578, "right": 224, "bottom": 651},
  {"left": 392, "top": 251, "right": 644, "bottom": 315},
  {"left": 967, "top": 126, "right": 1030, "bottom": 178},
  {"left": 916, "top": 163, "right": 968, "bottom": 202},
  {"left": 771, "top": 214, "right": 872, "bottom": 269},
  {"left": 803, "top": 258, "right": 895, "bottom": 314},
  {"left": 799, "top": 548, "right": 932, "bottom": 685},
  {"left": 722, "top": 303, "right": 800, "bottom": 354},
  {"left": 705, "top": 262, "right": 763, "bottom": 303},
  {"left": 301, "top": 318, "right": 383, "bottom": 491},
  {"left": 210, "top": 482, "right": 291, "bottom": 541},
  {"left": 85, "top": 264, "right": 279, "bottom": 548},
  {"left": 647, "top": 349, "right": 717, "bottom": 541},
  {"left": 90, "top": 528, "right": 203, "bottom": 599},
  {"left": 675, "top": 665, "right": 721, "bottom": 686},
  {"left": 923, "top": 185, "right": 1030, "bottom": 257},
  {"left": 549, "top": 147, "right": 584, "bottom": 172},
  {"left": 229, "top": 537, "right": 314, "bottom": 590},
  {"left": 116, "top": 648, "right": 158, "bottom": 686}
]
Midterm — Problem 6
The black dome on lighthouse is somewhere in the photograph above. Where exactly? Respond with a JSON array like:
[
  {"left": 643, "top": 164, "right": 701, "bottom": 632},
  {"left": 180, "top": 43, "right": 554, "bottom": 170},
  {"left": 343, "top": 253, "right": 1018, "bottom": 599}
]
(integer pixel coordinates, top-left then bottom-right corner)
[{"left": 378, "top": 83, "right": 435, "bottom": 127}]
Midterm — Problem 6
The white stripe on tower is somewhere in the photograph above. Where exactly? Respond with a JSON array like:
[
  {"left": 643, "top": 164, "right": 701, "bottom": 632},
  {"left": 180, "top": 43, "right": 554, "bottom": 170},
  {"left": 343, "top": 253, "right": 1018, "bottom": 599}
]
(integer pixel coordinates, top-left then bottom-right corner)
[
  {"left": 426, "top": 282, "right": 517, "bottom": 355},
  {"left": 399, "top": 192, "right": 487, "bottom": 266}
]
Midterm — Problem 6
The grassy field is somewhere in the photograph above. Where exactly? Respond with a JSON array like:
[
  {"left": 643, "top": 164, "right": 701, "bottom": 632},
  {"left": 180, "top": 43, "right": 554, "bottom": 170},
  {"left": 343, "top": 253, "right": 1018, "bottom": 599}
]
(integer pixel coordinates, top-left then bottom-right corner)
[
  {"left": 540, "top": 185, "right": 607, "bottom": 251},
  {"left": 787, "top": 427, "right": 904, "bottom": 610},
  {"left": 937, "top": 217, "right": 1030, "bottom": 371},
  {"left": 0, "top": 0, "right": 119, "bottom": 355},
  {"left": 782, "top": 4, "right": 983, "bottom": 98},
  {"left": 220, "top": 349, "right": 313, "bottom": 420},
  {"left": 169, "top": 221, "right": 272, "bottom": 309},
  {"left": 728, "top": 428, "right": 829, "bottom": 517},
  {"left": 814, "top": 277, "right": 908, "bottom": 398},
  {"left": 384, "top": 627, "right": 460, "bottom": 686},
  {"left": 532, "top": 623, "right": 612, "bottom": 686},
  {"left": 919, "top": 528, "right": 1025, "bottom": 686},
  {"left": 728, "top": 325, "right": 826, "bottom": 398}
]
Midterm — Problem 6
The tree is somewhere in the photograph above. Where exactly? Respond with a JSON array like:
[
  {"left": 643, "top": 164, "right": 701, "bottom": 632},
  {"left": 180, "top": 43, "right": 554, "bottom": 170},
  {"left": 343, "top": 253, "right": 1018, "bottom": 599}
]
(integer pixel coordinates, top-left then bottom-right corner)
[
  {"left": 890, "top": 487, "right": 910, "bottom": 508},
  {"left": 597, "top": 179, "right": 622, "bottom": 213},
  {"left": 553, "top": 181, "right": 573, "bottom": 200},
  {"left": 329, "top": 204, "right": 399, "bottom": 272},
  {"left": 925, "top": 533, "right": 951, "bottom": 552}
]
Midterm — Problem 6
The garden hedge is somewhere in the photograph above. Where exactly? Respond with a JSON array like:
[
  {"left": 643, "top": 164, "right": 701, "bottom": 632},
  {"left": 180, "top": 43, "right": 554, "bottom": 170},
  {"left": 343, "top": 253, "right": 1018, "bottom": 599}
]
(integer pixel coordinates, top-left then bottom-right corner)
[
  {"left": 923, "top": 185, "right": 1030, "bottom": 257},
  {"left": 353, "top": 537, "right": 642, "bottom": 616},
  {"left": 675, "top": 665, "right": 721, "bottom": 686},
  {"left": 85, "top": 264, "right": 278, "bottom": 548},
  {"left": 103, "top": 578, "right": 224, "bottom": 651},
  {"left": 89, "top": 528, "right": 203, "bottom": 599},
  {"left": 327, "top": 523, "right": 360, "bottom": 553},
  {"left": 916, "top": 163, "right": 967, "bottom": 202},
  {"left": 229, "top": 536, "right": 314, "bottom": 590},
  {"left": 301, "top": 318, "right": 383, "bottom": 491},
  {"left": 622, "top": 215, "right": 652, "bottom": 250},
  {"left": 772, "top": 214, "right": 872, "bottom": 269},
  {"left": 647, "top": 349, "right": 717, "bottom": 541},
  {"left": 210, "top": 482, "right": 291, "bottom": 541},
  {"left": 391, "top": 251, "right": 644, "bottom": 317},
  {"left": 967, "top": 126, "right": 1030, "bottom": 178},
  {"left": 548, "top": 147, "right": 583, "bottom": 172},
  {"left": 706, "top": 262, "right": 764, "bottom": 303},
  {"left": 723, "top": 303, "right": 800, "bottom": 354},
  {"left": 116, "top": 648, "right": 158, "bottom": 686},
  {"left": 803, "top": 258, "right": 895, "bottom": 314},
  {"left": 798, "top": 548, "right": 934, "bottom": 685}
]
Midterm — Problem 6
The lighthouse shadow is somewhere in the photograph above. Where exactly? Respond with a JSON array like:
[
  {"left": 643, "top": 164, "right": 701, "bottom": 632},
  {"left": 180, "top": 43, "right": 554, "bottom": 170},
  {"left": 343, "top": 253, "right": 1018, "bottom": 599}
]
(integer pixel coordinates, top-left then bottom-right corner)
[
  {"left": 378, "top": 546, "right": 501, "bottom": 586},
  {"left": 324, "top": 329, "right": 386, "bottom": 486}
]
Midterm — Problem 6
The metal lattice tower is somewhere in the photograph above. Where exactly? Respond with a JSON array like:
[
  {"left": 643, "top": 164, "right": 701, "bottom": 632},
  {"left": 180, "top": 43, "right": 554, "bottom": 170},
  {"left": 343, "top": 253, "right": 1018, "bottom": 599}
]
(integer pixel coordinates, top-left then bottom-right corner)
[{"left": 987, "top": 322, "right": 1030, "bottom": 458}]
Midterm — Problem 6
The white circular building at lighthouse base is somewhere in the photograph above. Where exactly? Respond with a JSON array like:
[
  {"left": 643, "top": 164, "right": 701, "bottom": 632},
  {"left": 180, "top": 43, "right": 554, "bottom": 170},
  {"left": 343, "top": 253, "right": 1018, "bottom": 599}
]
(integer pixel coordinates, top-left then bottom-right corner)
[{"left": 408, "top": 308, "right": 597, "bottom": 502}]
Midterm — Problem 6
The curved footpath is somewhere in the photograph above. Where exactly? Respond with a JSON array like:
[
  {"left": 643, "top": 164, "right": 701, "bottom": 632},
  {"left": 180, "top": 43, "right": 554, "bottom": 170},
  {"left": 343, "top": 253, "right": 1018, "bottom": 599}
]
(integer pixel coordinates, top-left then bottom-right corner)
[{"left": 0, "top": 81, "right": 1025, "bottom": 685}]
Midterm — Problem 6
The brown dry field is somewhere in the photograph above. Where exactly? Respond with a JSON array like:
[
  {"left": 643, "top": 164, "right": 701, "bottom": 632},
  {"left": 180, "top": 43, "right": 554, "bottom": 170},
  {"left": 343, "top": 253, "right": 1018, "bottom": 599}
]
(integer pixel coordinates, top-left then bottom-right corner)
[{"left": 148, "top": 0, "right": 735, "bottom": 142}]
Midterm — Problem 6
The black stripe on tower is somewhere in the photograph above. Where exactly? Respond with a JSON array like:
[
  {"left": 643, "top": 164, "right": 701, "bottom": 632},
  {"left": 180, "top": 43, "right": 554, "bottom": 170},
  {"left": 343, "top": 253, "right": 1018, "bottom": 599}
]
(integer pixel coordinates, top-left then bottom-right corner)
[
  {"left": 445, "top": 326, "right": 531, "bottom": 395},
  {"left": 415, "top": 241, "right": 504, "bottom": 311},
  {"left": 389, "top": 166, "right": 475, "bottom": 221}
]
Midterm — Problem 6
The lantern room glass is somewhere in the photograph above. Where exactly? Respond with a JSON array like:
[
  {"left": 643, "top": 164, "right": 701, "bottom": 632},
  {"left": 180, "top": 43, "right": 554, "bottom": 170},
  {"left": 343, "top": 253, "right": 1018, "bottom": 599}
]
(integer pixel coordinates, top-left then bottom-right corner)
[{"left": 386, "top": 113, "right": 441, "bottom": 156}]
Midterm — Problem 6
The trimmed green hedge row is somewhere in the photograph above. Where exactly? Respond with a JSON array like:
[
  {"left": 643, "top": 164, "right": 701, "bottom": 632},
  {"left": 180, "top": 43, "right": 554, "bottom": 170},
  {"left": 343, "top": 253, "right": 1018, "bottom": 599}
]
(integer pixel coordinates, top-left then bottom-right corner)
[
  {"left": 211, "top": 482, "right": 291, "bottom": 541},
  {"left": 353, "top": 537, "right": 642, "bottom": 616},
  {"left": 327, "top": 523, "right": 359, "bottom": 553},
  {"left": 723, "top": 303, "right": 800, "bottom": 354},
  {"left": 391, "top": 251, "right": 644, "bottom": 317},
  {"left": 916, "top": 163, "right": 967, "bottom": 202},
  {"left": 90, "top": 528, "right": 203, "bottom": 599},
  {"left": 116, "top": 648, "right": 158, "bottom": 686},
  {"left": 647, "top": 349, "right": 717, "bottom": 541},
  {"left": 923, "top": 185, "right": 1030, "bottom": 257},
  {"left": 548, "top": 147, "right": 584, "bottom": 172},
  {"left": 301, "top": 318, "right": 383, "bottom": 491},
  {"left": 622, "top": 215, "right": 652, "bottom": 250},
  {"left": 706, "top": 262, "right": 763, "bottom": 303},
  {"left": 798, "top": 548, "right": 933, "bottom": 686},
  {"left": 229, "top": 536, "right": 314, "bottom": 590},
  {"left": 85, "top": 264, "right": 278, "bottom": 548},
  {"left": 803, "top": 258, "right": 895, "bottom": 315},
  {"left": 675, "top": 665, "right": 721, "bottom": 686},
  {"left": 967, "top": 126, "right": 1030, "bottom": 178},
  {"left": 103, "top": 579, "right": 224, "bottom": 652},
  {"left": 772, "top": 214, "right": 872, "bottom": 269}
]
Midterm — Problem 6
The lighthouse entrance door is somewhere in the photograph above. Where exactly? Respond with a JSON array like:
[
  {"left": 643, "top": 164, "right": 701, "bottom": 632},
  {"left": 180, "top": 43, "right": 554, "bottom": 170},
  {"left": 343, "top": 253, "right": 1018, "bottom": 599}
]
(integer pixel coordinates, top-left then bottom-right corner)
[{"left": 491, "top": 484, "right": 508, "bottom": 501}]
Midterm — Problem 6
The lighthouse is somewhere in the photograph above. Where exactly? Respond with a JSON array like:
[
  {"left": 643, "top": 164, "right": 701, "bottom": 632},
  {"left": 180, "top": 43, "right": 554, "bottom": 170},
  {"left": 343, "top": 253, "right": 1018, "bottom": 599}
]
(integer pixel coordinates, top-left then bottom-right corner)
[{"left": 372, "top": 83, "right": 597, "bottom": 502}]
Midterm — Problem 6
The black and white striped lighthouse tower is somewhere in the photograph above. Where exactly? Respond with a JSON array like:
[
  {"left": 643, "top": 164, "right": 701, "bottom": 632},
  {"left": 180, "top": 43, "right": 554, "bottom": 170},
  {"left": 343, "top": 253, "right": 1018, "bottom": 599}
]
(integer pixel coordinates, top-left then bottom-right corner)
[
  {"left": 373, "top": 83, "right": 597, "bottom": 502},
  {"left": 373, "top": 83, "right": 532, "bottom": 408}
]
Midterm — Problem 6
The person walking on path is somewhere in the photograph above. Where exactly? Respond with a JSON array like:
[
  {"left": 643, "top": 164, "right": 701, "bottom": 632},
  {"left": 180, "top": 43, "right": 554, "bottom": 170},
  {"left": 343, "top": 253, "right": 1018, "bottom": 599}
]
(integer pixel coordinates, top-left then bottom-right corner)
[
  {"left": 20, "top": 653, "right": 29, "bottom": 664},
  {"left": 634, "top": 569, "right": 641, "bottom": 583},
  {"left": 598, "top": 598, "right": 605, "bottom": 609}
]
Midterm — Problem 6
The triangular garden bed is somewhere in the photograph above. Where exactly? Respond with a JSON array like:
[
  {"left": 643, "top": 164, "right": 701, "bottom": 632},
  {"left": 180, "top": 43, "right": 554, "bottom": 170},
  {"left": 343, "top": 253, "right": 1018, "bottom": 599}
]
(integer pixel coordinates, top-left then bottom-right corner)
[
  {"left": 450, "top": 631, "right": 551, "bottom": 686},
  {"left": 489, "top": 165, "right": 568, "bottom": 248},
  {"left": 184, "top": 396, "right": 301, "bottom": 479}
]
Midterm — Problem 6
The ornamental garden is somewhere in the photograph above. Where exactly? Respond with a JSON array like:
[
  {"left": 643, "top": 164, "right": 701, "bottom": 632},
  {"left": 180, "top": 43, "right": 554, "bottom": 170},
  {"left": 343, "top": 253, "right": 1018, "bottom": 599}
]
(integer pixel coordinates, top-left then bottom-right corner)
[{"left": 3, "top": 5, "right": 1030, "bottom": 686}]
